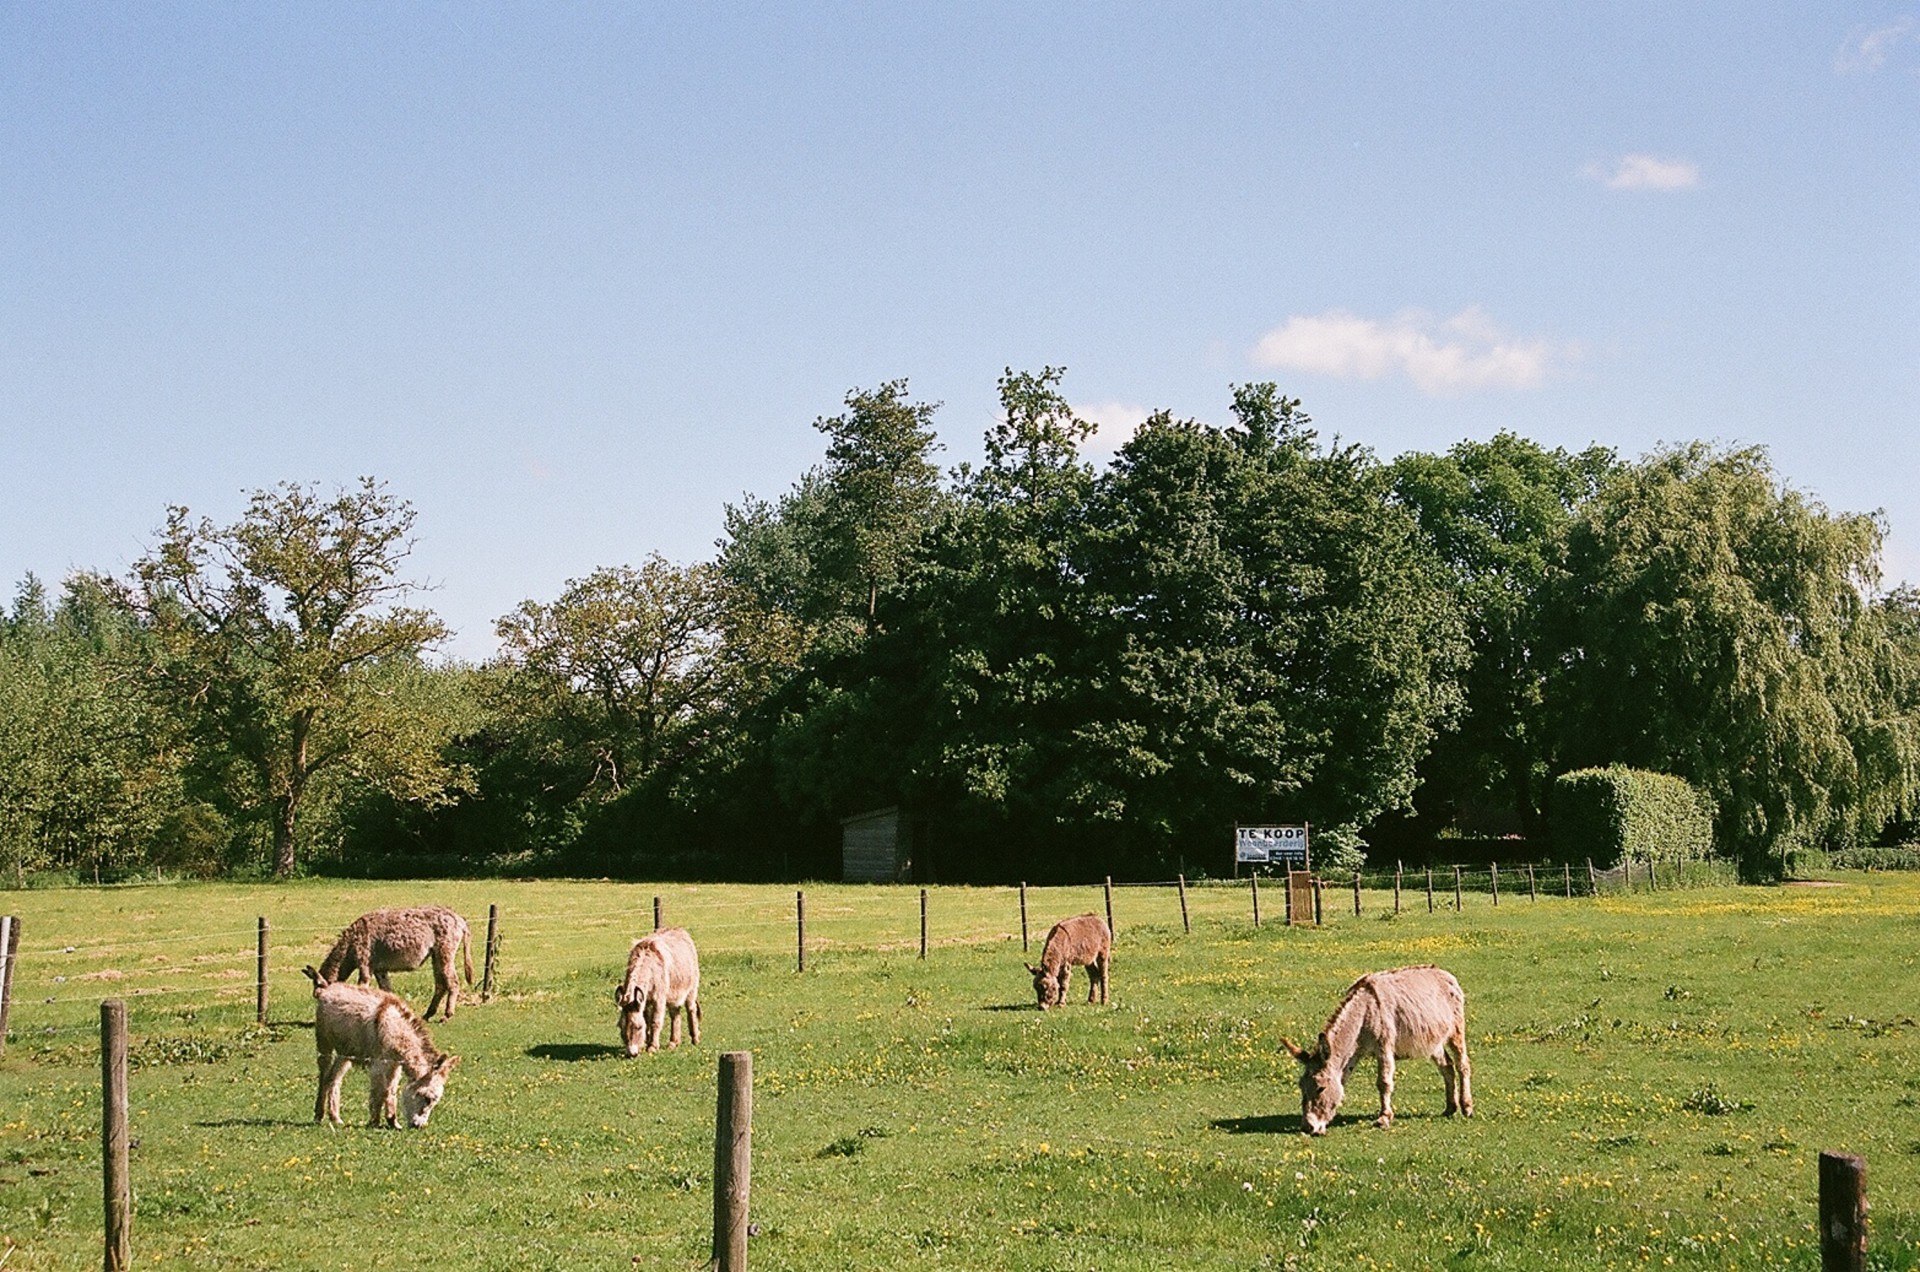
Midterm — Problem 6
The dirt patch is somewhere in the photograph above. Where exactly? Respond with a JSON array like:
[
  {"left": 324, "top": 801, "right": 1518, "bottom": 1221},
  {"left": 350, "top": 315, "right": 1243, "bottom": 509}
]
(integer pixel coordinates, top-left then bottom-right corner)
[{"left": 1783, "top": 879, "right": 1847, "bottom": 888}]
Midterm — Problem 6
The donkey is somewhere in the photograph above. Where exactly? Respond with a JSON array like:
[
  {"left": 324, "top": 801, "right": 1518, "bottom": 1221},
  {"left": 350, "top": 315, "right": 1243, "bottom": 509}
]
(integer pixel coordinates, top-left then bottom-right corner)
[
  {"left": 317, "top": 905, "right": 473, "bottom": 1020},
  {"left": 1281, "top": 964, "right": 1472, "bottom": 1135},
  {"left": 1025, "top": 912, "right": 1112, "bottom": 1010},
  {"left": 616, "top": 927, "right": 701, "bottom": 1056},
  {"left": 303, "top": 966, "right": 458, "bottom": 1129}
]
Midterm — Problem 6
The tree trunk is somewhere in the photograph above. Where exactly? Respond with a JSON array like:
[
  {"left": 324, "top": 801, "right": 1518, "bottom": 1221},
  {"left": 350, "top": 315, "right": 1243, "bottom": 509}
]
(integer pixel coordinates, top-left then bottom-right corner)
[{"left": 273, "top": 798, "right": 298, "bottom": 879}]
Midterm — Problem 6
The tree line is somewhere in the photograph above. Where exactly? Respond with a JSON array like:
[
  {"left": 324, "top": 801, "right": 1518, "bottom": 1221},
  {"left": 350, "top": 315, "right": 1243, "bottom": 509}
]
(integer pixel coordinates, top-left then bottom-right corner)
[{"left": 5, "top": 372, "right": 1917, "bottom": 885}]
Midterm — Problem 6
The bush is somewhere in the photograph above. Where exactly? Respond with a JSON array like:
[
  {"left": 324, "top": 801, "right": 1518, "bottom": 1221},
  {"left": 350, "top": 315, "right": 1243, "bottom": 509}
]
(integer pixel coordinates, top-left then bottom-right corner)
[
  {"left": 1823, "top": 844, "right": 1920, "bottom": 872},
  {"left": 1549, "top": 766, "right": 1716, "bottom": 867}
]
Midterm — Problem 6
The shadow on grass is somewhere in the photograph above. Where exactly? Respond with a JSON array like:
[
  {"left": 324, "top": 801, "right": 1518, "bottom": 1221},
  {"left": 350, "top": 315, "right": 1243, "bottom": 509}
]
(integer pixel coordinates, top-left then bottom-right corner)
[
  {"left": 193, "top": 1117, "right": 308, "bottom": 1129},
  {"left": 526, "top": 1042, "right": 626, "bottom": 1062},
  {"left": 1209, "top": 1114, "right": 1298, "bottom": 1135},
  {"left": 978, "top": 1003, "right": 1039, "bottom": 1013}
]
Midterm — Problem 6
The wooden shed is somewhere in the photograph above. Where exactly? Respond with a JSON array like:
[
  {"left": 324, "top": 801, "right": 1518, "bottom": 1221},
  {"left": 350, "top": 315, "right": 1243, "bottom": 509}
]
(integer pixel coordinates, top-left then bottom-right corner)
[{"left": 841, "top": 806, "right": 912, "bottom": 883}]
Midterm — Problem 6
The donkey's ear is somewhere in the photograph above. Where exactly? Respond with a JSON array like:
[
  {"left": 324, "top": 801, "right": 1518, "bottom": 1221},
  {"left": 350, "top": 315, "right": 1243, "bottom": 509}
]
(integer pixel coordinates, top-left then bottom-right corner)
[
  {"left": 438, "top": 1054, "right": 459, "bottom": 1075},
  {"left": 1280, "top": 1037, "right": 1309, "bottom": 1062},
  {"left": 1315, "top": 1032, "right": 1332, "bottom": 1060},
  {"left": 1024, "top": 963, "right": 1040, "bottom": 976}
]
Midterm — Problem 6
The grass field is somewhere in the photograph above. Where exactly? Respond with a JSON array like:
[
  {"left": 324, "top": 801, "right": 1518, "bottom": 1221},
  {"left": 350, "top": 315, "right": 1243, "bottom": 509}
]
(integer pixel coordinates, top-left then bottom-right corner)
[{"left": 1, "top": 873, "right": 1917, "bottom": 1270}]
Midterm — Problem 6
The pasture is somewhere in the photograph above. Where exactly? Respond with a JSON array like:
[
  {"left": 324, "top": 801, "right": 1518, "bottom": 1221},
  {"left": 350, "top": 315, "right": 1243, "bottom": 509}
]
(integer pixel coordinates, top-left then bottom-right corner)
[{"left": 0, "top": 874, "right": 1917, "bottom": 1270}]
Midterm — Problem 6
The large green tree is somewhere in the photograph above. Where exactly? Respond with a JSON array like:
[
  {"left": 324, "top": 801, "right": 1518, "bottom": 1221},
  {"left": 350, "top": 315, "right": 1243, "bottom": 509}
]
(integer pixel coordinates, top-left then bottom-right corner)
[
  {"left": 1391, "top": 433, "right": 1618, "bottom": 834},
  {"left": 128, "top": 479, "right": 459, "bottom": 878},
  {"left": 1548, "top": 444, "right": 1920, "bottom": 872}
]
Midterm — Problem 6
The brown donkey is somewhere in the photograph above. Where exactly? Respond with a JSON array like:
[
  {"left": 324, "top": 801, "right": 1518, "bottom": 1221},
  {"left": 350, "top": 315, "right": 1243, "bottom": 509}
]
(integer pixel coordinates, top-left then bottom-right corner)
[
  {"left": 1282, "top": 964, "right": 1472, "bottom": 1135},
  {"left": 317, "top": 905, "right": 473, "bottom": 1020},
  {"left": 304, "top": 966, "right": 458, "bottom": 1129}
]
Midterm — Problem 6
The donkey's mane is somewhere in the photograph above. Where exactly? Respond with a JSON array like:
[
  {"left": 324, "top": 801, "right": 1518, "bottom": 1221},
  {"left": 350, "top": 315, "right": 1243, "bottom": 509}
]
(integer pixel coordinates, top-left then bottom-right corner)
[{"left": 378, "top": 992, "right": 442, "bottom": 1072}]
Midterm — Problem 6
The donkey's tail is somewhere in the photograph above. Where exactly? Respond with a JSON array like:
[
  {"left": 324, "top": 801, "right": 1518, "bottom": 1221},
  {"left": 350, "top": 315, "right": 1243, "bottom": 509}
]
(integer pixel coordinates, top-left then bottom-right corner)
[
  {"left": 301, "top": 964, "right": 327, "bottom": 993},
  {"left": 461, "top": 922, "right": 475, "bottom": 986}
]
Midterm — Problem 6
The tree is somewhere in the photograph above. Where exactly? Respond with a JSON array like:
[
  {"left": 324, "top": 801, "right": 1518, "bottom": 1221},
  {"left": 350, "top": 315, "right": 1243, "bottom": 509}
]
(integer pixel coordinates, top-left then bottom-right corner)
[
  {"left": 128, "top": 479, "right": 456, "bottom": 878},
  {"left": 811, "top": 380, "right": 945, "bottom": 628},
  {"left": 1548, "top": 444, "right": 1919, "bottom": 872},
  {"left": 1390, "top": 434, "right": 1618, "bottom": 833},
  {"left": 494, "top": 556, "right": 801, "bottom": 804}
]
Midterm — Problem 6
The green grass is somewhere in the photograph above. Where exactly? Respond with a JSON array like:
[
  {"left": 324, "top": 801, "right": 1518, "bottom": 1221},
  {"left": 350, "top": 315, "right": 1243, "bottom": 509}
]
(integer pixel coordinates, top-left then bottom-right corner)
[{"left": 1, "top": 875, "right": 1918, "bottom": 1269}]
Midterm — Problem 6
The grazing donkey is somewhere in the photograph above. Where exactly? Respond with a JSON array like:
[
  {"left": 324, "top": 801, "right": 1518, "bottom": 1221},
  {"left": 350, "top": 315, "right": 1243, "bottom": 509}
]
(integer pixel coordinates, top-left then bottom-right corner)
[
  {"left": 303, "top": 966, "right": 458, "bottom": 1129},
  {"left": 317, "top": 905, "right": 473, "bottom": 1020},
  {"left": 616, "top": 927, "right": 701, "bottom": 1057},
  {"left": 1025, "top": 912, "right": 1112, "bottom": 1010},
  {"left": 1282, "top": 964, "right": 1473, "bottom": 1135}
]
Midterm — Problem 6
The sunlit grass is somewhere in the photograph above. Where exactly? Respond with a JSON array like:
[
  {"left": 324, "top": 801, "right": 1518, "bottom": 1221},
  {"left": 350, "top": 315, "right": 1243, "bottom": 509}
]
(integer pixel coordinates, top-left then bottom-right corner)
[{"left": 1, "top": 873, "right": 1917, "bottom": 1268}]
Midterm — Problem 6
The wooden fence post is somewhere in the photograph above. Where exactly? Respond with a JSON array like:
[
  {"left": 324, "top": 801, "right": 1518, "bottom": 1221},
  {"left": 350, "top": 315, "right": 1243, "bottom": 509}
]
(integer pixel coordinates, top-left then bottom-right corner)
[
  {"left": 1104, "top": 876, "right": 1115, "bottom": 938},
  {"left": 654, "top": 896, "right": 663, "bottom": 931},
  {"left": 712, "top": 1051, "right": 754, "bottom": 1272},
  {"left": 1352, "top": 871, "right": 1362, "bottom": 917},
  {"left": 1176, "top": 874, "right": 1190, "bottom": 934},
  {"left": 1453, "top": 865, "right": 1463, "bottom": 912},
  {"left": 795, "top": 891, "right": 806, "bottom": 973},
  {"left": 1394, "top": 862, "right": 1402, "bottom": 915},
  {"left": 1564, "top": 861, "right": 1573, "bottom": 899},
  {"left": 1527, "top": 863, "right": 1538, "bottom": 902},
  {"left": 1019, "top": 882, "right": 1029, "bottom": 952},
  {"left": 255, "top": 917, "right": 269, "bottom": 1026},
  {"left": 1819, "top": 1150, "right": 1867, "bottom": 1272},
  {"left": 102, "top": 998, "right": 132, "bottom": 1272},
  {"left": 1250, "top": 874, "right": 1261, "bottom": 928},
  {"left": 1426, "top": 867, "right": 1435, "bottom": 914},
  {"left": 919, "top": 889, "right": 928, "bottom": 960},
  {"left": 1650, "top": 858, "right": 1659, "bottom": 891},
  {"left": 481, "top": 904, "right": 500, "bottom": 1002},
  {"left": 0, "top": 915, "right": 18, "bottom": 1057},
  {"left": 1490, "top": 862, "right": 1500, "bottom": 907},
  {"left": 1312, "top": 876, "right": 1323, "bottom": 925},
  {"left": 1587, "top": 858, "right": 1598, "bottom": 896}
]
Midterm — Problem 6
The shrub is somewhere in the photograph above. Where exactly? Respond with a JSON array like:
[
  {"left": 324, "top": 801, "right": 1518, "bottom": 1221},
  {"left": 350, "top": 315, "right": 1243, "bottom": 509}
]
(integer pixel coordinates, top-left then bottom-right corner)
[{"left": 1549, "top": 766, "right": 1716, "bottom": 867}]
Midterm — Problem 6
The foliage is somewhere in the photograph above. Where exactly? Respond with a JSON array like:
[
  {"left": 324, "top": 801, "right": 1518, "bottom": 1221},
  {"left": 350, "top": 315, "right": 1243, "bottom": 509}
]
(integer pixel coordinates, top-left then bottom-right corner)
[
  {"left": 1390, "top": 434, "right": 1618, "bottom": 835},
  {"left": 1548, "top": 765, "right": 1716, "bottom": 866},
  {"left": 1547, "top": 444, "right": 1920, "bottom": 876},
  {"left": 124, "top": 478, "right": 461, "bottom": 877}
]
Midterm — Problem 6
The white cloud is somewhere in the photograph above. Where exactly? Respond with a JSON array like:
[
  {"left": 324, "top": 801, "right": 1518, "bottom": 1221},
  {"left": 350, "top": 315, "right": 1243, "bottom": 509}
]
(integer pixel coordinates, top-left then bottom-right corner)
[
  {"left": 1837, "top": 18, "right": 1916, "bottom": 73},
  {"left": 1252, "top": 307, "right": 1573, "bottom": 396},
  {"left": 1583, "top": 153, "right": 1701, "bottom": 192},
  {"left": 1075, "top": 400, "right": 1152, "bottom": 452}
]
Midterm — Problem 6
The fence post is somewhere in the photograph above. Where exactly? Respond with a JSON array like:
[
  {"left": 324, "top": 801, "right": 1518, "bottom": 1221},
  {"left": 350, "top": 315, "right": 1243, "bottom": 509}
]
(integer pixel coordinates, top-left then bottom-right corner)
[
  {"left": 1587, "top": 858, "right": 1598, "bottom": 897},
  {"left": 712, "top": 1051, "right": 754, "bottom": 1272},
  {"left": 1527, "top": 864, "right": 1538, "bottom": 902},
  {"left": 1453, "top": 866, "right": 1463, "bottom": 912},
  {"left": 919, "top": 888, "right": 928, "bottom": 960},
  {"left": 255, "top": 917, "right": 269, "bottom": 1025},
  {"left": 1019, "top": 882, "right": 1029, "bottom": 952},
  {"left": 1352, "top": 871, "right": 1362, "bottom": 917},
  {"left": 1564, "top": 861, "right": 1573, "bottom": 898},
  {"left": 1490, "top": 862, "right": 1500, "bottom": 907},
  {"left": 102, "top": 998, "right": 132, "bottom": 1272},
  {"left": 1176, "top": 874, "right": 1190, "bottom": 934},
  {"left": 1426, "top": 867, "right": 1435, "bottom": 914},
  {"left": 1104, "top": 876, "right": 1115, "bottom": 938},
  {"left": 654, "top": 896, "right": 663, "bottom": 931},
  {"left": 481, "top": 904, "right": 500, "bottom": 1002},
  {"left": 1394, "top": 862, "right": 1402, "bottom": 915},
  {"left": 0, "top": 915, "right": 18, "bottom": 1057},
  {"left": 1250, "top": 874, "right": 1262, "bottom": 927},
  {"left": 1650, "top": 858, "right": 1659, "bottom": 891},
  {"left": 795, "top": 891, "right": 806, "bottom": 973},
  {"left": 1312, "top": 876, "right": 1323, "bottom": 925},
  {"left": 1819, "top": 1150, "right": 1867, "bottom": 1272}
]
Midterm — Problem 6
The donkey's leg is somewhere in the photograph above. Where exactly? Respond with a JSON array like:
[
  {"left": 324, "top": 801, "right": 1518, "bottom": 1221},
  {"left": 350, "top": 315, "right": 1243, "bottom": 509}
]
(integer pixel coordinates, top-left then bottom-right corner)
[
  {"left": 374, "top": 969, "right": 394, "bottom": 992},
  {"left": 368, "top": 1061, "right": 401, "bottom": 1128},
  {"left": 433, "top": 944, "right": 458, "bottom": 1020},
  {"left": 1095, "top": 952, "right": 1111, "bottom": 1005},
  {"left": 646, "top": 999, "right": 667, "bottom": 1053},
  {"left": 687, "top": 996, "right": 702, "bottom": 1046},
  {"left": 1449, "top": 1028, "right": 1474, "bottom": 1117},
  {"left": 320, "top": 1056, "right": 352, "bottom": 1127},
  {"left": 315, "top": 1052, "right": 334, "bottom": 1124},
  {"left": 667, "top": 1003, "right": 683, "bottom": 1049},
  {"left": 1375, "top": 1052, "right": 1398, "bottom": 1128}
]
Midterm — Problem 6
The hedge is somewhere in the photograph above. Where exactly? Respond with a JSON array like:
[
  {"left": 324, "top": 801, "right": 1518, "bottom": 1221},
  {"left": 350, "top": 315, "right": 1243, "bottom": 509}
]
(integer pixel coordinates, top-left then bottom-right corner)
[{"left": 1549, "top": 766, "right": 1717, "bottom": 867}]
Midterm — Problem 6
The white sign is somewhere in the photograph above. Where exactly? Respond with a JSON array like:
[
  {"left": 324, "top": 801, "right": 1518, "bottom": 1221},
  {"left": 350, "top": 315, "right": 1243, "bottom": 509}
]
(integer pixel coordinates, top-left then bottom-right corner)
[{"left": 1236, "top": 825, "right": 1308, "bottom": 865}]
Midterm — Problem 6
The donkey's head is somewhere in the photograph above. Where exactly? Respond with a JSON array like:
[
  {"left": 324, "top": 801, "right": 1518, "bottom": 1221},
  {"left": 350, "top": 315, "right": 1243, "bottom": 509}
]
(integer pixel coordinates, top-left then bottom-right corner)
[
  {"left": 1026, "top": 962, "right": 1065, "bottom": 1011},
  {"left": 1282, "top": 1035, "right": 1342, "bottom": 1135},
  {"left": 615, "top": 985, "right": 650, "bottom": 1057},
  {"left": 400, "top": 1054, "right": 458, "bottom": 1128}
]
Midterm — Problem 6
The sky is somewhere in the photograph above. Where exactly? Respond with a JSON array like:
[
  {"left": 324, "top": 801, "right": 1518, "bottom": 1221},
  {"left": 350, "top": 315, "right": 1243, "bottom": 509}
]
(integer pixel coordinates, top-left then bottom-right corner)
[{"left": 3, "top": 4, "right": 1916, "bottom": 661}]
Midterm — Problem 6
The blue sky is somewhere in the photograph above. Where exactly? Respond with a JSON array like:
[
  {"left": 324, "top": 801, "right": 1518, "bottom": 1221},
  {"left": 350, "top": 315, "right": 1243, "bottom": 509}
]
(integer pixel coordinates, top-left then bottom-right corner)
[{"left": 4, "top": 5, "right": 1916, "bottom": 660}]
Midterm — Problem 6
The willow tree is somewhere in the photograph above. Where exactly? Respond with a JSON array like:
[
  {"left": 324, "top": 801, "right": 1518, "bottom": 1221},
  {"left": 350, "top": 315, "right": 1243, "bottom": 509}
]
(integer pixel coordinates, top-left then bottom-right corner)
[
  {"left": 1549, "top": 444, "right": 1920, "bottom": 873},
  {"left": 130, "top": 479, "right": 457, "bottom": 878}
]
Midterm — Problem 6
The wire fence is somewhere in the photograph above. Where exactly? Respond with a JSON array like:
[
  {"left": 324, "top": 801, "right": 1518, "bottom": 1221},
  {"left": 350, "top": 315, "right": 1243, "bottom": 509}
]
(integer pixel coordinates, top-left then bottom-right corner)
[{"left": 0, "top": 858, "right": 1743, "bottom": 1048}]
